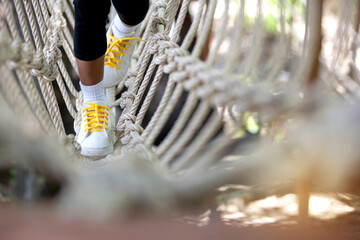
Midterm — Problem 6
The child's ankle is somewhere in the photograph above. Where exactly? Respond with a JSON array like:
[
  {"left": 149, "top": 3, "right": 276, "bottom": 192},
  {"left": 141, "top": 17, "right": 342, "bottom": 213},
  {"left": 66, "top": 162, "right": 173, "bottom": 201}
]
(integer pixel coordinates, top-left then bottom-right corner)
[
  {"left": 113, "top": 15, "right": 137, "bottom": 38},
  {"left": 80, "top": 80, "right": 107, "bottom": 103}
]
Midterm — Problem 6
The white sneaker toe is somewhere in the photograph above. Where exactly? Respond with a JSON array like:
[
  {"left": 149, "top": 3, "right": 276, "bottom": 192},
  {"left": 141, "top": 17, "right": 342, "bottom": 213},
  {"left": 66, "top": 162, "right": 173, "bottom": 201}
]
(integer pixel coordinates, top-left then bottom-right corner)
[
  {"left": 76, "top": 101, "right": 113, "bottom": 157},
  {"left": 80, "top": 132, "right": 113, "bottom": 157}
]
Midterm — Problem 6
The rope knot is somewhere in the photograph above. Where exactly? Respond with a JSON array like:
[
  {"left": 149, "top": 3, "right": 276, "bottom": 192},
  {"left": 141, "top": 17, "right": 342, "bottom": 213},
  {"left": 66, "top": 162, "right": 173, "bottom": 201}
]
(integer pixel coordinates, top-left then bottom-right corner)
[
  {"left": 171, "top": 71, "right": 188, "bottom": 83},
  {"left": 120, "top": 92, "right": 136, "bottom": 109},
  {"left": 166, "top": 46, "right": 187, "bottom": 63},
  {"left": 150, "top": 19, "right": 166, "bottom": 34},
  {"left": 158, "top": 40, "right": 178, "bottom": 55},
  {"left": 176, "top": 55, "right": 197, "bottom": 71},
  {"left": 121, "top": 120, "right": 144, "bottom": 145},
  {"left": 124, "top": 70, "right": 137, "bottom": 88},
  {"left": 117, "top": 113, "right": 144, "bottom": 145},
  {"left": 154, "top": 53, "right": 167, "bottom": 65},
  {"left": 153, "top": 0, "right": 167, "bottom": 9},
  {"left": 147, "top": 33, "right": 170, "bottom": 54}
]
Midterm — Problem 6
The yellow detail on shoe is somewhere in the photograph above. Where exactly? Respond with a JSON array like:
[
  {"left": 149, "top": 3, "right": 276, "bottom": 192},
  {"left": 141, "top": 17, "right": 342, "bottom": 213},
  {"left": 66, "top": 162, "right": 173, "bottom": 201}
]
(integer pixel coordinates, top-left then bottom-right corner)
[
  {"left": 82, "top": 103, "right": 110, "bottom": 133},
  {"left": 105, "top": 34, "right": 145, "bottom": 69}
]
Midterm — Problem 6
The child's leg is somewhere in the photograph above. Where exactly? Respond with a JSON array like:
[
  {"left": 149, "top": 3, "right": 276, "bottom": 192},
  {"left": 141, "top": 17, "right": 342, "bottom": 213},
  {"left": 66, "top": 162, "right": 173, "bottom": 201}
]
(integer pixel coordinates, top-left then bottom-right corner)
[
  {"left": 76, "top": 57, "right": 105, "bottom": 87},
  {"left": 73, "top": 0, "right": 111, "bottom": 87},
  {"left": 73, "top": 0, "right": 150, "bottom": 157},
  {"left": 73, "top": 0, "right": 113, "bottom": 157},
  {"left": 103, "top": 0, "right": 150, "bottom": 88},
  {"left": 111, "top": 0, "right": 150, "bottom": 27}
]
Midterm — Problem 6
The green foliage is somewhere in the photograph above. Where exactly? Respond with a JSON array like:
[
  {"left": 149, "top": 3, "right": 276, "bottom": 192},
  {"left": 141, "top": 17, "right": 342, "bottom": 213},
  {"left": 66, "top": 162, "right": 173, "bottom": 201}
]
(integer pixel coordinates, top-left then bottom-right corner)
[
  {"left": 8, "top": 168, "right": 17, "bottom": 188},
  {"left": 233, "top": 112, "right": 260, "bottom": 139},
  {"left": 9, "top": 169, "right": 17, "bottom": 177},
  {"left": 245, "top": 115, "right": 260, "bottom": 134},
  {"left": 275, "top": 133, "right": 285, "bottom": 143},
  {"left": 233, "top": 129, "right": 246, "bottom": 139},
  {"left": 243, "top": 0, "right": 306, "bottom": 36},
  {"left": 9, "top": 178, "right": 17, "bottom": 188},
  {"left": 263, "top": 14, "right": 278, "bottom": 35},
  {"left": 246, "top": 71, "right": 258, "bottom": 83}
]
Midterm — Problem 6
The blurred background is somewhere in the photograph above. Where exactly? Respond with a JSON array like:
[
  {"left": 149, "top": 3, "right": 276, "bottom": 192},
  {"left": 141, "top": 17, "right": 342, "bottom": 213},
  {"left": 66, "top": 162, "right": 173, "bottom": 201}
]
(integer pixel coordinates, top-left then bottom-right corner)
[{"left": 1, "top": 0, "right": 360, "bottom": 239}]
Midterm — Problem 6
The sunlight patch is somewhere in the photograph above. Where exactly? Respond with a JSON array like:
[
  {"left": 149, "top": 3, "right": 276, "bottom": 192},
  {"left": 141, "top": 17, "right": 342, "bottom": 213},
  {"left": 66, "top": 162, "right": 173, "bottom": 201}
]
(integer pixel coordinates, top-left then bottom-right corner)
[{"left": 220, "top": 193, "right": 355, "bottom": 226}]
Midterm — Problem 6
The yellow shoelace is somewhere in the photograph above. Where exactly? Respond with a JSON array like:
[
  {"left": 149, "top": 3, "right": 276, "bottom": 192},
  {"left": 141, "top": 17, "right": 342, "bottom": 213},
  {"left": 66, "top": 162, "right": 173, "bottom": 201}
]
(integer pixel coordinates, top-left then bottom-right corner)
[
  {"left": 82, "top": 103, "right": 109, "bottom": 133},
  {"left": 104, "top": 34, "right": 145, "bottom": 69}
]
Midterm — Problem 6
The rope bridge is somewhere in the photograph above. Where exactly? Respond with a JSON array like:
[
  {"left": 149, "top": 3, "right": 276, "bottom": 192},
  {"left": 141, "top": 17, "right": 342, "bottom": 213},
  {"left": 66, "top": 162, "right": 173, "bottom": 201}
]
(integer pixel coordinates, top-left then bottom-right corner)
[{"left": 1, "top": 0, "right": 360, "bottom": 218}]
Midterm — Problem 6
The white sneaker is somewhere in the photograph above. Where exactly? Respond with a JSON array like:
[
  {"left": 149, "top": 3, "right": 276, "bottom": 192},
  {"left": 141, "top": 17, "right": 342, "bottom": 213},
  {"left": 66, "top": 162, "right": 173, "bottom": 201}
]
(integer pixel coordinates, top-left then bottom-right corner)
[
  {"left": 103, "top": 20, "right": 144, "bottom": 88},
  {"left": 76, "top": 101, "right": 113, "bottom": 157}
]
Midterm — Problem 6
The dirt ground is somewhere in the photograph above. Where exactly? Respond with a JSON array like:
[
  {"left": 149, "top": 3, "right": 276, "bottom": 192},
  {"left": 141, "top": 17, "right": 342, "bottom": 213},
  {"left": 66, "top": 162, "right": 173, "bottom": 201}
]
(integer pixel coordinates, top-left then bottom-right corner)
[
  {"left": 0, "top": 206, "right": 355, "bottom": 240},
  {"left": 1, "top": 199, "right": 360, "bottom": 240}
]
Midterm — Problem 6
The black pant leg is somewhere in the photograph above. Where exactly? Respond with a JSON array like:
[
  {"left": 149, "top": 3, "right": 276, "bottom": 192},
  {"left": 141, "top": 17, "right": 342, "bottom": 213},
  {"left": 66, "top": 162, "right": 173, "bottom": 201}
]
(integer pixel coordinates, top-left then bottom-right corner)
[
  {"left": 73, "top": 0, "right": 111, "bottom": 61},
  {"left": 111, "top": 0, "right": 150, "bottom": 26}
]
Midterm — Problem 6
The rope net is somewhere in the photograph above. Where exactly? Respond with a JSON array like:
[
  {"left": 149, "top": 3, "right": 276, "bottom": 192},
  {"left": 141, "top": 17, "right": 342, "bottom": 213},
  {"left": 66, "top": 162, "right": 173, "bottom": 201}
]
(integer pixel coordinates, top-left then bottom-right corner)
[{"left": 1, "top": 0, "right": 360, "bottom": 215}]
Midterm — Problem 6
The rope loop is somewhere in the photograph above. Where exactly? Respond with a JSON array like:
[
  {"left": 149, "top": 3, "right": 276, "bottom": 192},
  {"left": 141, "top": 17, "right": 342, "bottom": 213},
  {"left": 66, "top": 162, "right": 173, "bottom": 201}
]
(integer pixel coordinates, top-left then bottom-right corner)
[
  {"left": 152, "top": 16, "right": 166, "bottom": 27},
  {"left": 171, "top": 71, "right": 188, "bottom": 83},
  {"left": 176, "top": 55, "right": 198, "bottom": 71},
  {"left": 43, "top": 38, "right": 62, "bottom": 65},
  {"left": 150, "top": 14, "right": 167, "bottom": 34},
  {"left": 118, "top": 113, "right": 144, "bottom": 145},
  {"left": 120, "top": 92, "right": 136, "bottom": 109},
  {"left": 35, "top": 0, "right": 66, "bottom": 81},
  {"left": 159, "top": 40, "right": 178, "bottom": 53},
  {"left": 128, "top": 122, "right": 144, "bottom": 134},
  {"left": 154, "top": 53, "right": 167, "bottom": 65},
  {"left": 124, "top": 69, "right": 138, "bottom": 88},
  {"left": 147, "top": 33, "right": 170, "bottom": 54},
  {"left": 151, "top": 0, "right": 167, "bottom": 31},
  {"left": 164, "top": 62, "right": 176, "bottom": 73},
  {"left": 121, "top": 113, "right": 137, "bottom": 124},
  {"left": 153, "top": 0, "right": 167, "bottom": 10},
  {"left": 166, "top": 46, "right": 187, "bottom": 63}
]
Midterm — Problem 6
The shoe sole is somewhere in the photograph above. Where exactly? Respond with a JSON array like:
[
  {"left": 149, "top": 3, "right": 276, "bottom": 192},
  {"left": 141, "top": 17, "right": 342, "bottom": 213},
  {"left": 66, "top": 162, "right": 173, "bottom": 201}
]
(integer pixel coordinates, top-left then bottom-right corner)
[{"left": 80, "top": 145, "right": 113, "bottom": 157}]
